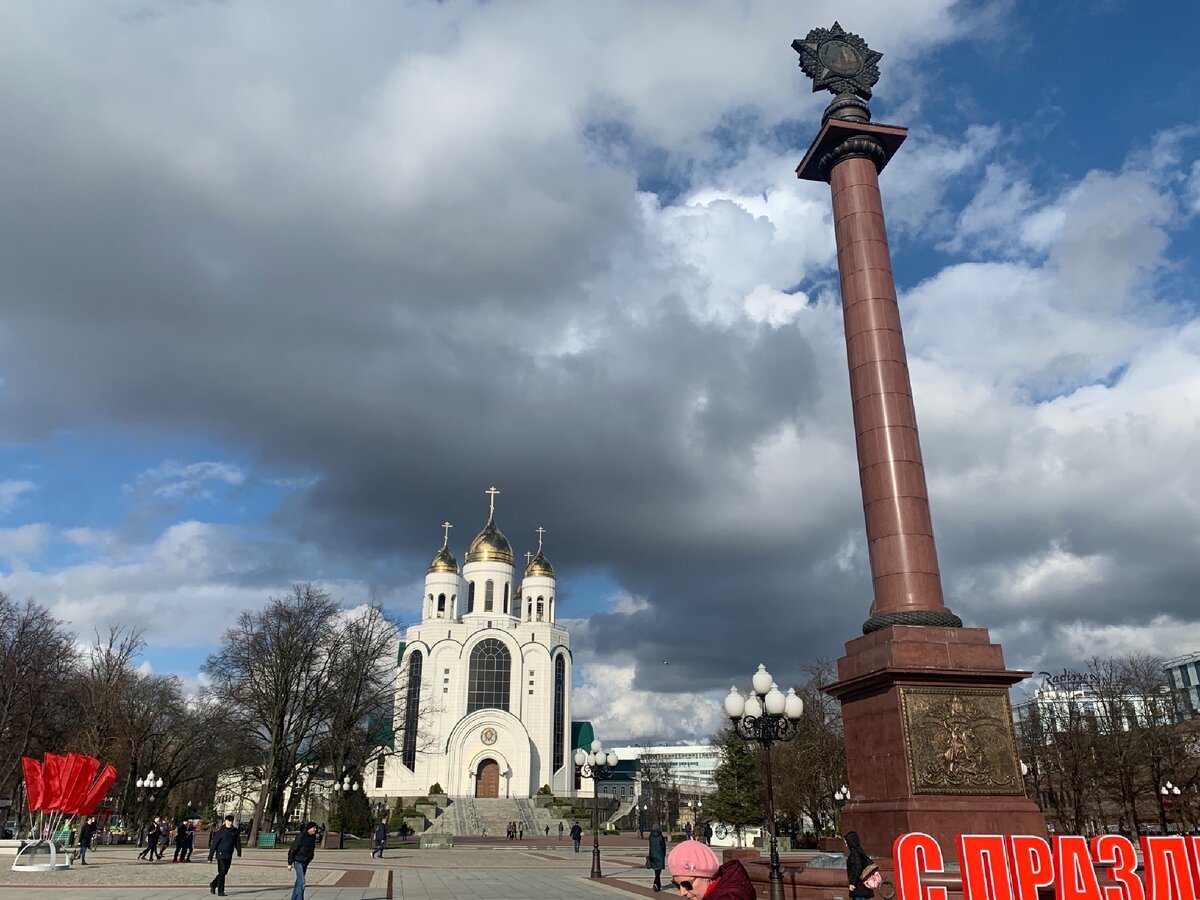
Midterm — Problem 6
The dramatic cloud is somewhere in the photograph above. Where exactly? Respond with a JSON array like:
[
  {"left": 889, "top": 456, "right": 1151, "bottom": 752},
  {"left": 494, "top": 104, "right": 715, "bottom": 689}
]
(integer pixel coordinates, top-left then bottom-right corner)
[{"left": 0, "top": 1, "right": 1197, "bottom": 741}]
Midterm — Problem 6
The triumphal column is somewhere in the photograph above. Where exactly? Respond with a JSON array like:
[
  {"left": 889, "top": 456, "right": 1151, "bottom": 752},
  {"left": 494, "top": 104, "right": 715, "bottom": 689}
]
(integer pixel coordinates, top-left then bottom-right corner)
[{"left": 792, "top": 23, "right": 1046, "bottom": 858}]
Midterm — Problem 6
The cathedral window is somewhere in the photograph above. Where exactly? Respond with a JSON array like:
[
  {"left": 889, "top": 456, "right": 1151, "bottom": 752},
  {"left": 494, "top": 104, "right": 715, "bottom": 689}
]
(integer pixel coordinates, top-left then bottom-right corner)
[
  {"left": 503, "top": 582, "right": 510, "bottom": 614},
  {"left": 484, "top": 579, "right": 494, "bottom": 612},
  {"left": 553, "top": 654, "right": 566, "bottom": 773},
  {"left": 467, "top": 638, "right": 511, "bottom": 713},
  {"left": 549, "top": 597, "right": 554, "bottom": 621},
  {"left": 437, "top": 593, "right": 446, "bottom": 615},
  {"left": 401, "top": 651, "right": 423, "bottom": 770},
  {"left": 375, "top": 756, "right": 385, "bottom": 788},
  {"left": 467, "top": 581, "right": 475, "bottom": 613},
  {"left": 536, "top": 596, "right": 544, "bottom": 622}
]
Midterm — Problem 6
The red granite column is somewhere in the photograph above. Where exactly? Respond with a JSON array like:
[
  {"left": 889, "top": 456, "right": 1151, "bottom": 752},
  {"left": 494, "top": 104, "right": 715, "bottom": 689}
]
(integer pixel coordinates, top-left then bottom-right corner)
[
  {"left": 799, "top": 119, "right": 961, "bottom": 633},
  {"left": 831, "top": 154, "right": 955, "bottom": 628}
]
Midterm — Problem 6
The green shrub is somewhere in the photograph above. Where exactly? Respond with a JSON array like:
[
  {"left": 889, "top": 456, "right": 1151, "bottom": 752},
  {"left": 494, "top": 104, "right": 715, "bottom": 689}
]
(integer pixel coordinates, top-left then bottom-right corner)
[
  {"left": 429, "top": 783, "right": 444, "bottom": 795},
  {"left": 537, "top": 784, "right": 553, "bottom": 795}
]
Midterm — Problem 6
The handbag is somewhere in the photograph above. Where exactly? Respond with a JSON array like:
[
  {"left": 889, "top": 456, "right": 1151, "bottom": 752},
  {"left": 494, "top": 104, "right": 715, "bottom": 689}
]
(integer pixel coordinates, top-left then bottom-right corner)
[
  {"left": 861, "top": 862, "right": 883, "bottom": 890},
  {"left": 645, "top": 855, "right": 654, "bottom": 869}
]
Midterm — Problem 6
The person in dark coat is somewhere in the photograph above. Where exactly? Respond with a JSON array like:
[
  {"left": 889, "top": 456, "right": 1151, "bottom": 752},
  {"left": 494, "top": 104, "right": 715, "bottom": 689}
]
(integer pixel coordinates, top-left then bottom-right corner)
[
  {"left": 647, "top": 825, "right": 667, "bottom": 891},
  {"left": 287, "top": 822, "right": 319, "bottom": 900},
  {"left": 77, "top": 816, "right": 97, "bottom": 865},
  {"left": 570, "top": 821, "right": 583, "bottom": 852},
  {"left": 844, "top": 830, "right": 875, "bottom": 899},
  {"left": 137, "top": 817, "right": 162, "bottom": 860},
  {"left": 172, "top": 817, "right": 189, "bottom": 862},
  {"left": 667, "top": 839, "right": 755, "bottom": 900},
  {"left": 372, "top": 817, "right": 387, "bottom": 858},
  {"left": 207, "top": 815, "right": 242, "bottom": 896},
  {"left": 184, "top": 821, "right": 196, "bottom": 861}
]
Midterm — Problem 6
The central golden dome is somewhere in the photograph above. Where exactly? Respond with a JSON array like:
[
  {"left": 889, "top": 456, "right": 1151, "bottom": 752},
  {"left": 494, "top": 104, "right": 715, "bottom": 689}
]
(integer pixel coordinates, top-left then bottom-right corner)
[{"left": 466, "top": 514, "right": 514, "bottom": 564}]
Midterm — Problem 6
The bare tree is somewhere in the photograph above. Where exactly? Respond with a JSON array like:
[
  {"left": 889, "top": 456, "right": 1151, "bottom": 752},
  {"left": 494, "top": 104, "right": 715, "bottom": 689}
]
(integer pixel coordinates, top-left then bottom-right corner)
[
  {"left": 773, "top": 660, "right": 846, "bottom": 836},
  {"left": 0, "top": 594, "right": 78, "bottom": 797},
  {"left": 203, "top": 584, "right": 342, "bottom": 843}
]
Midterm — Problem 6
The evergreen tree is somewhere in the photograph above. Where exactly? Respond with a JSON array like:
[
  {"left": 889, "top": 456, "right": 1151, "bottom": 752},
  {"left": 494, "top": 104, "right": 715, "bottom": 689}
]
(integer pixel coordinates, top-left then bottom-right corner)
[{"left": 706, "top": 727, "right": 764, "bottom": 838}]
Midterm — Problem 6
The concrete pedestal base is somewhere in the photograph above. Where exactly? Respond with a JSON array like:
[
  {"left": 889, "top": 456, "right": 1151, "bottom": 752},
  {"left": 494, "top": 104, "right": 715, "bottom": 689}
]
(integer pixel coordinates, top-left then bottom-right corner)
[{"left": 826, "top": 625, "right": 1047, "bottom": 861}]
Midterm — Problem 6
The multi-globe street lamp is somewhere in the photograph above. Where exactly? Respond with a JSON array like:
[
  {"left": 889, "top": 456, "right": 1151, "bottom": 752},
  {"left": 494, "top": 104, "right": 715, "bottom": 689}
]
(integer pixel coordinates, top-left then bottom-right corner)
[
  {"left": 724, "top": 664, "right": 804, "bottom": 900},
  {"left": 332, "top": 776, "right": 359, "bottom": 849},
  {"left": 1161, "top": 780, "right": 1182, "bottom": 833},
  {"left": 574, "top": 739, "right": 617, "bottom": 879},
  {"left": 833, "top": 784, "right": 849, "bottom": 832}
]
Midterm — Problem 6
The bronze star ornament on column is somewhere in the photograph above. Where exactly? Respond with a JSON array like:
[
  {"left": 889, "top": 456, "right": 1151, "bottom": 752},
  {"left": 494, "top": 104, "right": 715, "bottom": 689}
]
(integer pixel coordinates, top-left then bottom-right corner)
[{"left": 791, "top": 22, "right": 882, "bottom": 99}]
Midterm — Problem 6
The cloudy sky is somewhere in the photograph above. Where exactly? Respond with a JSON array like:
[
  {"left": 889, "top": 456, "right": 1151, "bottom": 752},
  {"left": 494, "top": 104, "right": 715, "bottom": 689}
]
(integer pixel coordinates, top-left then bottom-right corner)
[{"left": 1, "top": 0, "right": 1198, "bottom": 744}]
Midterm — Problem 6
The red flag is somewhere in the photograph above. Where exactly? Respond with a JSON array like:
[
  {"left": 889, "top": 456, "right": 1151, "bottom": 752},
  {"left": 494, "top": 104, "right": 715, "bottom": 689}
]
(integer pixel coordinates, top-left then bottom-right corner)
[
  {"left": 65, "top": 755, "right": 101, "bottom": 815},
  {"left": 79, "top": 764, "right": 118, "bottom": 817},
  {"left": 41, "top": 753, "right": 67, "bottom": 812},
  {"left": 20, "top": 757, "right": 44, "bottom": 811}
]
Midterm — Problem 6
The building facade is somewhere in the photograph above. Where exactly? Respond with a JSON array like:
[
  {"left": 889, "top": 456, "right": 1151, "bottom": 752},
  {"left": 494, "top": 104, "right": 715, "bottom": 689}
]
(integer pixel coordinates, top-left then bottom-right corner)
[
  {"left": 1164, "top": 651, "right": 1200, "bottom": 719},
  {"left": 371, "top": 491, "right": 574, "bottom": 799}
]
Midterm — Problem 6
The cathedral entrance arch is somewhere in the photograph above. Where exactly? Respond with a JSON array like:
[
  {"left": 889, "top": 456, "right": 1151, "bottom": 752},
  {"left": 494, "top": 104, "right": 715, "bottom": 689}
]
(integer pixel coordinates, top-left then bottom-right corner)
[{"left": 475, "top": 758, "right": 500, "bottom": 798}]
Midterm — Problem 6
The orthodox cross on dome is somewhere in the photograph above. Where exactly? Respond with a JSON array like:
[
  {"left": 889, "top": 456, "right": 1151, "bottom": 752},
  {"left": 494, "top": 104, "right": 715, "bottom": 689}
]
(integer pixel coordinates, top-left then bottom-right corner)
[
  {"left": 536, "top": 526, "right": 546, "bottom": 553},
  {"left": 792, "top": 22, "right": 882, "bottom": 100},
  {"left": 525, "top": 551, "right": 533, "bottom": 567},
  {"left": 441, "top": 521, "right": 452, "bottom": 548},
  {"left": 485, "top": 485, "right": 500, "bottom": 518}
]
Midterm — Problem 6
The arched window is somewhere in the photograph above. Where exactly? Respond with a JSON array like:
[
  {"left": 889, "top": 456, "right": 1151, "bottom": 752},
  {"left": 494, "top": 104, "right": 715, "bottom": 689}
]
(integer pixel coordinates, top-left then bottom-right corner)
[
  {"left": 527, "top": 599, "right": 533, "bottom": 621},
  {"left": 484, "top": 579, "right": 494, "bottom": 612},
  {"left": 467, "top": 639, "right": 511, "bottom": 713},
  {"left": 548, "top": 597, "right": 554, "bottom": 622},
  {"left": 451, "top": 594, "right": 457, "bottom": 616},
  {"left": 503, "top": 582, "right": 510, "bottom": 614},
  {"left": 467, "top": 581, "right": 476, "bottom": 613},
  {"left": 536, "top": 596, "right": 544, "bottom": 622},
  {"left": 401, "top": 651, "right": 423, "bottom": 770},
  {"left": 437, "top": 593, "right": 446, "bottom": 615},
  {"left": 553, "top": 654, "right": 566, "bottom": 773}
]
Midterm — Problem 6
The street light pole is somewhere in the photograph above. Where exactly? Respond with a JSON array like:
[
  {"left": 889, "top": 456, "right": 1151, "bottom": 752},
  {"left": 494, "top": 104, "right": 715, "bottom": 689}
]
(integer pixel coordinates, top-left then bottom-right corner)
[
  {"left": 333, "top": 777, "right": 358, "bottom": 849},
  {"left": 724, "top": 665, "right": 804, "bottom": 900},
  {"left": 574, "top": 739, "right": 617, "bottom": 879},
  {"left": 1161, "top": 781, "right": 1182, "bottom": 834}
]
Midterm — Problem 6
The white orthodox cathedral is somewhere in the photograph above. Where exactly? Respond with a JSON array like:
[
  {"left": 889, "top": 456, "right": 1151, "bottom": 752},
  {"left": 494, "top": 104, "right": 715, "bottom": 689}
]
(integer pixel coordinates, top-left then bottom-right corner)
[{"left": 372, "top": 489, "right": 574, "bottom": 799}]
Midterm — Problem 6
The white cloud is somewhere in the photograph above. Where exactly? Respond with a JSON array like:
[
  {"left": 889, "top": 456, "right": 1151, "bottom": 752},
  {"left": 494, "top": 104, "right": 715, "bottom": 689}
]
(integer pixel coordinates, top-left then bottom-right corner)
[
  {"left": 0, "top": 523, "right": 50, "bottom": 566},
  {"left": 0, "top": 479, "right": 35, "bottom": 515},
  {"left": 572, "top": 661, "right": 725, "bottom": 743},
  {"left": 131, "top": 460, "right": 246, "bottom": 502}
]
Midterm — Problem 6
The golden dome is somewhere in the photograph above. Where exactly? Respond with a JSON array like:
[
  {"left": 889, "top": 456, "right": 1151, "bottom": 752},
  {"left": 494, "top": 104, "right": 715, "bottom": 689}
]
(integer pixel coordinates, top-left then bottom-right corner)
[
  {"left": 465, "top": 515, "right": 513, "bottom": 564},
  {"left": 524, "top": 549, "right": 554, "bottom": 578},
  {"left": 428, "top": 544, "right": 458, "bottom": 574}
]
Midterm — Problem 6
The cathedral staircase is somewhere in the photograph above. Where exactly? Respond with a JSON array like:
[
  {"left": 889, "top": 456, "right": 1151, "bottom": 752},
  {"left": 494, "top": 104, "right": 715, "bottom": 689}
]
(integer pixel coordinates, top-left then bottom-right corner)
[{"left": 423, "top": 797, "right": 576, "bottom": 838}]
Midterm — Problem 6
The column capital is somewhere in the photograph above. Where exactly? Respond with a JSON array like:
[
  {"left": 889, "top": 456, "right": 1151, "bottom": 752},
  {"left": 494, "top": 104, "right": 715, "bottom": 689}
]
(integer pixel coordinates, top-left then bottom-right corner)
[{"left": 796, "top": 118, "right": 907, "bottom": 183}]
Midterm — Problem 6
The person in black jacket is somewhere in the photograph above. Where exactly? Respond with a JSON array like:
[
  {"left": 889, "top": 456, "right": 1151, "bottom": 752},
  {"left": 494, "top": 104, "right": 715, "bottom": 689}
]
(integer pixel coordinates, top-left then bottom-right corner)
[
  {"left": 372, "top": 818, "right": 387, "bottom": 858},
  {"left": 77, "top": 816, "right": 97, "bottom": 865},
  {"left": 172, "top": 817, "right": 189, "bottom": 862},
  {"left": 844, "top": 830, "right": 875, "bottom": 900},
  {"left": 288, "top": 822, "right": 319, "bottom": 900},
  {"left": 207, "top": 816, "right": 242, "bottom": 896},
  {"left": 137, "top": 817, "right": 162, "bottom": 860}
]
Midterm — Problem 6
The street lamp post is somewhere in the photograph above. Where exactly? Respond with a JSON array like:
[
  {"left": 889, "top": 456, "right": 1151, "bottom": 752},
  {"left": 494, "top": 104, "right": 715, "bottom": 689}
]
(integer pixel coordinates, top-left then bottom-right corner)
[
  {"left": 1161, "top": 781, "right": 1182, "bottom": 833},
  {"left": 332, "top": 777, "right": 358, "bottom": 849},
  {"left": 833, "top": 784, "right": 849, "bottom": 834},
  {"left": 574, "top": 739, "right": 617, "bottom": 879},
  {"left": 135, "top": 770, "right": 164, "bottom": 835},
  {"left": 724, "top": 664, "right": 805, "bottom": 900}
]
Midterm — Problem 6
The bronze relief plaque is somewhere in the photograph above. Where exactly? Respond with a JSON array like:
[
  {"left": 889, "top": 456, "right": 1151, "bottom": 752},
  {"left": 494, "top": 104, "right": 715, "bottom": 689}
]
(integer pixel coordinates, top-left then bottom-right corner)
[{"left": 899, "top": 687, "right": 1024, "bottom": 795}]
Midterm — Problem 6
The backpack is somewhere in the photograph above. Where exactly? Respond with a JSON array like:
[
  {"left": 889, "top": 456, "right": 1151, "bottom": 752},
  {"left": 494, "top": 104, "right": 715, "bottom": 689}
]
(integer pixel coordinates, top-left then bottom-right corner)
[{"left": 861, "top": 862, "right": 883, "bottom": 890}]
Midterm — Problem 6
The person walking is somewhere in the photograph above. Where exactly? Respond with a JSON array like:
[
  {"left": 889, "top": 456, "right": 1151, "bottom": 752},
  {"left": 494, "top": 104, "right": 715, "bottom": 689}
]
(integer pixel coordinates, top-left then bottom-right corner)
[
  {"left": 667, "top": 840, "right": 755, "bottom": 900},
  {"left": 207, "top": 815, "right": 242, "bottom": 896},
  {"left": 372, "top": 817, "right": 387, "bottom": 859},
  {"left": 844, "top": 830, "right": 876, "bottom": 900},
  {"left": 184, "top": 821, "right": 196, "bottom": 861},
  {"left": 518, "top": 824, "right": 524, "bottom": 840},
  {"left": 287, "top": 821, "right": 319, "bottom": 900},
  {"left": 172, "top": 817, "right": 189, "bottom": 862},
  {"left": 77, "top": 816, "right": 97, "bottom": 865},
  {"left": 137, "top": 817, "right": 162, "bottom": 860},
  {"left": 647, "top": 825, "right": 667, "bottom": 891},
  {"left": 558, "top": 821, "right": 564, "bottom": 842},
  {"left": 570, "top": 821, "right": 583, "bottom": 853}
]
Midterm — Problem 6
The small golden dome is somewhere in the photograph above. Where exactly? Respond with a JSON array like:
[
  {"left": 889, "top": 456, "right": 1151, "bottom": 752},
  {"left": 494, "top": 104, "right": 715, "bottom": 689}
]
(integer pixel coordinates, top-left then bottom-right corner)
[
  {"left": 465, "top": 516, "right": 513, "bottom": 564},
  {"left": 428, "top": 544, "right": 458, "bottom": 574},
  {"left": 524, "top": 549, "right": 554, "bottom": 578}
]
